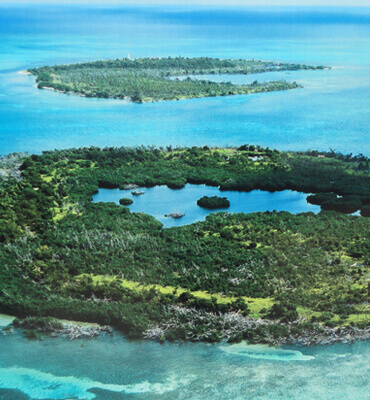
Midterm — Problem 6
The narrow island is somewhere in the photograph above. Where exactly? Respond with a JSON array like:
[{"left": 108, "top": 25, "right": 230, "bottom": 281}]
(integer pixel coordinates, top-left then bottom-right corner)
[
  {"left": 27, "top": 56, "right": 326, "bottom": 103},
  {"left": 0, "top": 145, "right": 368, "bottom": 345}
]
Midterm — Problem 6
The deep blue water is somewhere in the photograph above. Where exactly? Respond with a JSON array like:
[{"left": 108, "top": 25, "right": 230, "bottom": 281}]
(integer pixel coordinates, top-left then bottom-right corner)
[
  {"left": 0, "top": 6, "right": 369, "bottom": 400},
  {"left": 93, "top": 185, "right": 320, "bottom": 228},
  {"left": 0, "top": 5, "right": 369, "bottom": 155}
]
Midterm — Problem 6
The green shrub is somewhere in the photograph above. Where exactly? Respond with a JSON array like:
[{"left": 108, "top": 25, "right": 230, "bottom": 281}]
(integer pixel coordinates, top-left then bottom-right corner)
[
  {"left": 197, "top": 196, "right": 230, "bottom": 209},
  {"left": 266, "top": 301, "right": 298, "bottom": 322},
  {"left": 360, "top": 204, "right": 370, "bottom": 217},
  {"left": 119, "top": 198, "right": 133, "bottom": 205},
  {"left": 306, "top": 193, "right": 337, "bottom": 205}
]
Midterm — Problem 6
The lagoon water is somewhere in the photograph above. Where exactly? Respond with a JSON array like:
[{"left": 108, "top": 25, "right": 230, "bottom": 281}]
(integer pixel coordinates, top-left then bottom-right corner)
[
  {"left": 93, "top": 185, "right": 320, "bottom": 228},
  {"left": 0, "top": 5, "right": 369, "bottom": 400}
]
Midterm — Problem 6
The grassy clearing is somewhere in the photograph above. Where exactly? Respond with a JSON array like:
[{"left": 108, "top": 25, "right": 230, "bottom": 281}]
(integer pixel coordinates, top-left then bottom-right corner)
[
  {"left": 79, "top": 274, "right": 369, "bottom": 324},
  {"left": 79, "top": 273, "right": 274, "bottom": 317}
]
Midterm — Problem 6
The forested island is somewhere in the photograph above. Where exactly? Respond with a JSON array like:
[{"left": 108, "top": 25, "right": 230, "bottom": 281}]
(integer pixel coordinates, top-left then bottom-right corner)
[
  {"left": 197, "top": 195, "right": 230, "bottom": 209},
  {"left": 27, "top": 57, "right": 326, "bottom": 102},
  {"left": 0, "top": 145, "right": 369, "bottom": 344}
]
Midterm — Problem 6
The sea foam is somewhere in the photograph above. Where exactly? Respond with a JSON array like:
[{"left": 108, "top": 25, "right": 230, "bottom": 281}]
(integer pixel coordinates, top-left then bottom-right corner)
[
  {"left": 220, "top": 343, "right": 315, "bottom": 361},
  {"left": 0, "top": 366, "right": 191, "bottom": 399}
]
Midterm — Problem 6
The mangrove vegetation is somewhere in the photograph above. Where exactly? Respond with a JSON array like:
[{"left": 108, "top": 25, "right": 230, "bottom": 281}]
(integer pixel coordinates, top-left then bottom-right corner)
[
  {"left": 0, "top": 145, "right": 369, "bottom": 343},
  {"left": 28, "top": 56, "right": 326, "bottom": 102},
  {"left": 197, "top": 195, "right": 230, "bottom": 209},
  {"left": 119, "top": 198, "right": 134, "bottom": 206}
]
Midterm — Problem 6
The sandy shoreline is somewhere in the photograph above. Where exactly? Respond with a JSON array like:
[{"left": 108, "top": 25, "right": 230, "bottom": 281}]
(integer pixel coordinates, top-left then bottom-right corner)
[
  {"left": 42, "top": 86, "right": 57, "bottom": 92},
  {"left": 0, "top": 313, "right": 102, "bottom": 328},
  {"left": 0, "top": 313, "right": 15, "bottom": 327},
  {"left": 18, "top": 70, "right": 32, "bottom": 75}
]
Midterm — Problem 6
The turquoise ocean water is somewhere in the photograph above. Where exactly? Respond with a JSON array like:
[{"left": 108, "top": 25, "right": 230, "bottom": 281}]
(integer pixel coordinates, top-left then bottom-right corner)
[
  {"left": 0, "top": 6, "right": 369, "bottom": 155},
  {"left": 0, "top": 321, "right": 369, "bottom": 400},
  {"left": 0, "top": 6, "right": 369, "bottom": 399}
]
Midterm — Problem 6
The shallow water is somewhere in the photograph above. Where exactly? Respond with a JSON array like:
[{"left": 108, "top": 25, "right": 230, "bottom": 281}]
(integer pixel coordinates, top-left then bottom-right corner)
[
  {"left": 0, "top": 6, "right": 369, "bottom": 155},
  {"left": 92, "top": 185, "right": 320, "bottom": 227},
  {"left": 0, "top": 324, "right": 369, "bottom": 400}
]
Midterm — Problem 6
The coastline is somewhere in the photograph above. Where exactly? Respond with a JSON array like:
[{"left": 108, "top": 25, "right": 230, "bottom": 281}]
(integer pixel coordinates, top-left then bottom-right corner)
[
  {"left": 41, "top": 86, "right": 57, "bottom": 92},
  {"left": 32, "top": 82, "right": 300, "bottom": 103},
  {"left": 1, "top": 314, "right": 112, "bottom": 339},
  {"left": 2, "top": 312, "right": 368, "bottom": 345},
  {"left": 18, "top": 70, "right": 32, "bottom": 75}
]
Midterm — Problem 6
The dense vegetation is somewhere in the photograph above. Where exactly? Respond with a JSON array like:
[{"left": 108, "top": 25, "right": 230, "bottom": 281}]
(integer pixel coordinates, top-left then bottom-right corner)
[
  {"left": 119, "top": 198, "right": 133, "bottom": 206},
  {"left": 307, "top": 192, "right": 364, "bottom": 214},
  {"left": 28, "top": 57, "right": 325, "bottom": 102},
  {"left": 197, "top": 195, "right": 230, "bottom": 209},
  {"left": 0, "top": 145, "right": 369, "bottom": 343}
]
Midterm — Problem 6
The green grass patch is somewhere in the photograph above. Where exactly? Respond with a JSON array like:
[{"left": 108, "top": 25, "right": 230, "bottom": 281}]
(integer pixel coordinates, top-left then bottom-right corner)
[{"left": 79, "top": 274, "right": 274, "bottom": 317}]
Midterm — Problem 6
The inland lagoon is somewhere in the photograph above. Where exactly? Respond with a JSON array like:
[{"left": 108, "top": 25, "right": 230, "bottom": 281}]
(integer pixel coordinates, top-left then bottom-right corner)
[{"left": 93, "top": 185, "right": 320, "bottom": 228}]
